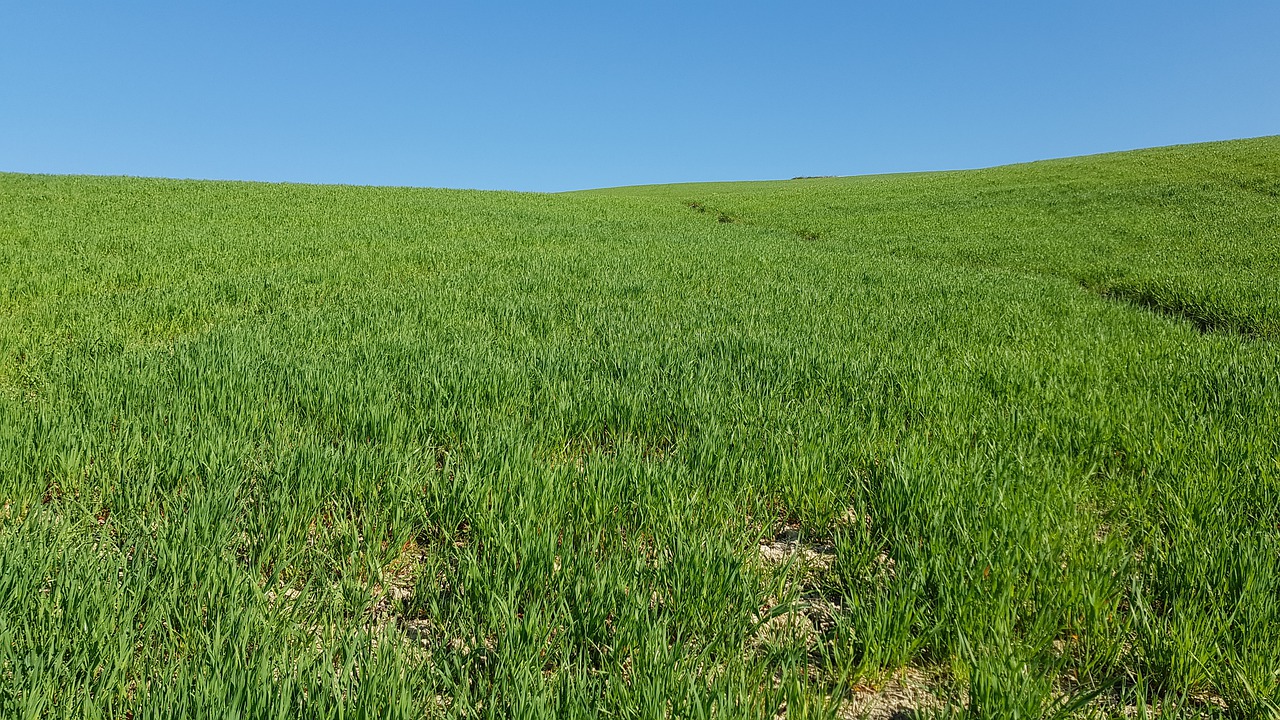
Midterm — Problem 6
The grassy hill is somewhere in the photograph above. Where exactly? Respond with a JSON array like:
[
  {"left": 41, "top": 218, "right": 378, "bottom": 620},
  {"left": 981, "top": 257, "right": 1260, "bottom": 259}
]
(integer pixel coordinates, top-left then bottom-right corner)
[{"left": 1, "top": 137, "right": 1277, "bottom": 718}]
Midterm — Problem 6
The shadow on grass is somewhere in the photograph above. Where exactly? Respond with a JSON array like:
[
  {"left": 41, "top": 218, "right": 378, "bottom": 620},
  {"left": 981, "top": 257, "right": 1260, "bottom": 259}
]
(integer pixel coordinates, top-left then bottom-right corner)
[{"left": 1088, "top": 282, "right": 1273, "bottom": 339}]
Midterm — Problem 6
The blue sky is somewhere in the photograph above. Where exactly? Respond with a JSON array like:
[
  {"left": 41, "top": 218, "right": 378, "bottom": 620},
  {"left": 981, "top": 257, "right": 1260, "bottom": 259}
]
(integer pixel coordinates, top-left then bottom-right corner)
[{"left": 2, "top": 2, "right": 1277, "bottom": 192}]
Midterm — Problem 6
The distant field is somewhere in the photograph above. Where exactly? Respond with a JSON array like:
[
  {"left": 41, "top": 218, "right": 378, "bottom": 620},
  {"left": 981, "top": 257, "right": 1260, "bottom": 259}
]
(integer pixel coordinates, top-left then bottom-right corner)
[{"left": 1, "top": 137, "right": 1277, "bottom": 718}]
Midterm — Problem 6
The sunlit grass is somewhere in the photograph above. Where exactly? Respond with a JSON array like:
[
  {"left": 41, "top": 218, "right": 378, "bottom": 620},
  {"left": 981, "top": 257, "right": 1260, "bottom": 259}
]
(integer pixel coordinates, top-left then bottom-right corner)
[{"left": 1, "top": 137, "right": 1277, "bottom": 718}]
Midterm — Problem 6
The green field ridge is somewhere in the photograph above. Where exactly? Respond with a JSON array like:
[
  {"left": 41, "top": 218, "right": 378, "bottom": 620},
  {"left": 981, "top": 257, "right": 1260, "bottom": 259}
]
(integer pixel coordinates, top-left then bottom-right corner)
[{"left": 0, "top": 136, "right": 1277, "bottom": 718}]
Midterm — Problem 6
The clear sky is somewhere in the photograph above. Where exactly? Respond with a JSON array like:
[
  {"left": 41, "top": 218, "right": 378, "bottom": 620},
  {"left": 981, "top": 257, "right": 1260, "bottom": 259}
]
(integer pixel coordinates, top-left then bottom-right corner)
[{"left": 2, "top": 2, "right": 1277, "bottom": 192}]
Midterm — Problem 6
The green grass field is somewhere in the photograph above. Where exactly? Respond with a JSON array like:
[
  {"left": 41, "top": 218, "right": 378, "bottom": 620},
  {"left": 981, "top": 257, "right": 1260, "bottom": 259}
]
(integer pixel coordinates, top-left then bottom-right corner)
[{"left": 1, "top": 136, "right": 1277, "bottom": 718}]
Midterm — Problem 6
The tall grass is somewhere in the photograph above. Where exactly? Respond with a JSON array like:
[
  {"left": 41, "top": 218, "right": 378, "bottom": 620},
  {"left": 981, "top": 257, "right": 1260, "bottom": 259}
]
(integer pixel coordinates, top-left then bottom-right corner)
[{"left": 1, "top": 137, "right": 1277, "bottom": 717}]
